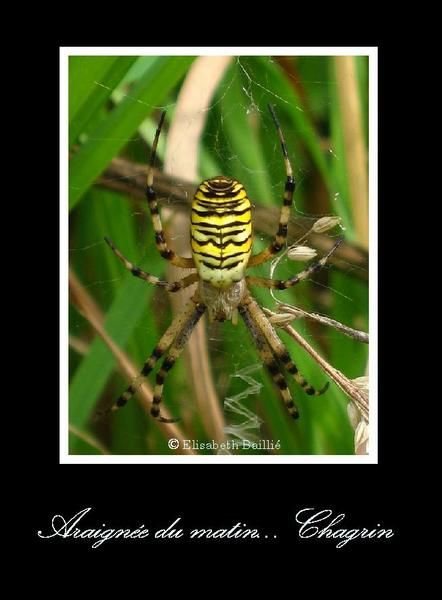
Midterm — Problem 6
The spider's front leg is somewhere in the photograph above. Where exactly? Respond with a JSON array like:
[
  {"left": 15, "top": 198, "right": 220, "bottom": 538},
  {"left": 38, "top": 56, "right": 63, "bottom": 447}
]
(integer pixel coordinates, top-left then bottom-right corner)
[
  {"left": 104, "top": 236, "right": 198, "bottom": 292},
  {"left": 246, "top": 238, "right": 343, "bottom": 290},
  {"left": 146, "top": 110, "right": 194, "bottom": 269},
  {"left": 248, "top": 104, "right": 295, "bottom": 268}
]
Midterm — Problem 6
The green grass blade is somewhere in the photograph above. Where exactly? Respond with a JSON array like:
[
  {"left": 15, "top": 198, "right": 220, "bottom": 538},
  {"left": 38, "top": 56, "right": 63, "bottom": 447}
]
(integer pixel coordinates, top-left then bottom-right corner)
[
  {"left": 69, "top": 56, "right": 195, "bottom": 211},
  {"left": 69, "top": 271, "right": 155, "bottom": 429},
  {"left": 69, "top": 56, "right": 137, "bottom": 147},
  {"left": 69, "top": 186, "right": 163, "bottom": 453},
  {"left": 219, "top": 66, "right": 274, "bottom": 203},
  {"left": 69, "top": 185, "right": 162, "bottom": 432},
  {"left": 244, "top": 56, "right": 334, "bottom": 192},
  {"left": 69, "top": 56, "right": 115, "bottom": 123}
]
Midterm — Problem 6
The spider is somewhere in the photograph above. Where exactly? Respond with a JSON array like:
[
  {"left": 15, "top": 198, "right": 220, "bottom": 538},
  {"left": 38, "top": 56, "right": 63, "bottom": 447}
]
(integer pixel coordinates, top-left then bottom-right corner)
[{"left": 103, "top": 105, "right": 342, "bottom": 423}]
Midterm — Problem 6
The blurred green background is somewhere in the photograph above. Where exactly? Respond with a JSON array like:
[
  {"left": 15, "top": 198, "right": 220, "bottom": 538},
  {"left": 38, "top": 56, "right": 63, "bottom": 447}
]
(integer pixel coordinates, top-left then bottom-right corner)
[{"left": 68, "top": 55, "right": 369, "bottom": 456}]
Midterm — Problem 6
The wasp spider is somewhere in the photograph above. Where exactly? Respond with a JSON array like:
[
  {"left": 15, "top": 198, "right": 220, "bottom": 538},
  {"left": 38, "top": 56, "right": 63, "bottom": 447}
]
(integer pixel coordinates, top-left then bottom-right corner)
[{"left": 103, "top": 106, "right": 342, "bottom": 423}]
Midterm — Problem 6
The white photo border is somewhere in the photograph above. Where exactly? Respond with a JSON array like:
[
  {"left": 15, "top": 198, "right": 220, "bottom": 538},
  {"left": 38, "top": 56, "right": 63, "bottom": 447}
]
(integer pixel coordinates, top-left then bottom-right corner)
[{"left": 61, "top": 47, "right": 377, "bottom": 464}]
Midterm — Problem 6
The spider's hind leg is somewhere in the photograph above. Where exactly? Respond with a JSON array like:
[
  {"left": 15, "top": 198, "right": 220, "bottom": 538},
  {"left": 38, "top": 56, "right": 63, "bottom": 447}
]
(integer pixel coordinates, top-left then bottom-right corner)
[
  {"left": 150, "top": 301, "right": 206, "bottom": 423},
  {"left": 238, "top": 303, "right": 299, "bottom": 419},
  {"left": 146, "top": 110, "right": 194, "bottom": 269},
  {"left": 96, "top": 295, "right": 205, "bottom": 422},
  {"left": 247, "top": 104, "right": 295, "bottom": 268},
  {"left": 242, "top": 294, "right": 329, "bottom": 398}
]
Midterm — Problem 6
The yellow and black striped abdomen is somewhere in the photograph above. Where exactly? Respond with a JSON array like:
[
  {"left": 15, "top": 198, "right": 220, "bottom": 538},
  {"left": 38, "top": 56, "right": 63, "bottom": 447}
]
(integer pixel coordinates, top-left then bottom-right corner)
[{"left": 191, "top": 176, "right": 252, "bottom": 288}]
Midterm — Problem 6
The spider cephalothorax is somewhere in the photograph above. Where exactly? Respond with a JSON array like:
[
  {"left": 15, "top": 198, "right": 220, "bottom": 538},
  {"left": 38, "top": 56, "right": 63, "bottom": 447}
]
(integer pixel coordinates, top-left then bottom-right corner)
[
  {"left": 103, "top": 106, "right": 342, "bottom": 423},
  {"left": 199, "top": 279, "right": 246, "bottom": 322}
]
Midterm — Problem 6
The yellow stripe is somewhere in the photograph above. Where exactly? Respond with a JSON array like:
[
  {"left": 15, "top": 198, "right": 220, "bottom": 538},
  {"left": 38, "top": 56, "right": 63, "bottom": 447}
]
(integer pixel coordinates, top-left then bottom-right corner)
[
  {"left": 191, "top": 238, "right": 252, "bottom": 257},
  {"left": 191, "top": 239, "right": 222, "bottom": 258},
  {"left": 191, "top": 228, "right": 252, "bottom": 242},
  {"left": 191, "top": 212, "right": 251, "bottom": 225}
]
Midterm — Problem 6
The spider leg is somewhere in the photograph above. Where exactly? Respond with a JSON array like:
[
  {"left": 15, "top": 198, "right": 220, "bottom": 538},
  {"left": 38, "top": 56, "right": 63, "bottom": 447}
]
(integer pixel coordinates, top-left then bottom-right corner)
[
  {"left": 238, "top": 303, "right": 299, "bottom": 419},
  {"left": 105, "top": 237, "right": 198, "bottom": 292},
  {"left": 151, "top": 302, "right": 206, "bottom": 422},
  {"left": 147, "top": 111, "right": 194, "bottom": 269},
  {"left": 248, "top": 104, "right": 294, "bottom": 268},
  {"left": 242, "top": 293, "right": 329, "bottom": 397},
  {"left": 97, "top": 294, "right": 205, "bottom": 420},
  {"left": 246, "top": 238, "right": 343, "bottom": 290}
]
